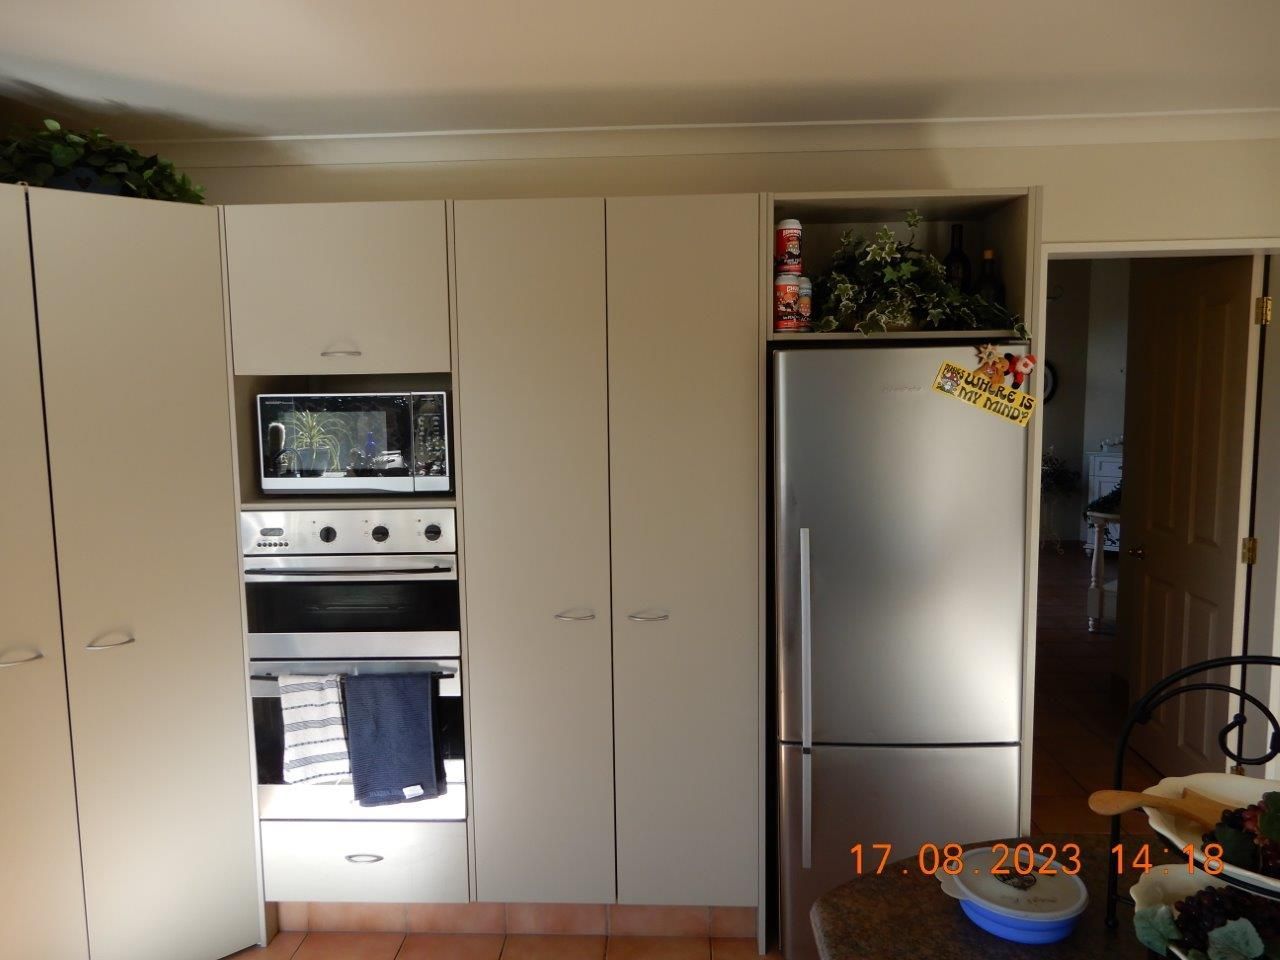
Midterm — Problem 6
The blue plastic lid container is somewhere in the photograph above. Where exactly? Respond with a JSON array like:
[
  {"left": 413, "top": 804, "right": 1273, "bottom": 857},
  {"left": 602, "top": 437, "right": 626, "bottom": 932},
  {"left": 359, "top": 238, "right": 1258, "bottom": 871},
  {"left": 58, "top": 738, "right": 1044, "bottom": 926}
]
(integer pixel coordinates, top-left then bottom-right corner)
[{"left": 938, "top": 846, "right": 1089, "bottom": 944}]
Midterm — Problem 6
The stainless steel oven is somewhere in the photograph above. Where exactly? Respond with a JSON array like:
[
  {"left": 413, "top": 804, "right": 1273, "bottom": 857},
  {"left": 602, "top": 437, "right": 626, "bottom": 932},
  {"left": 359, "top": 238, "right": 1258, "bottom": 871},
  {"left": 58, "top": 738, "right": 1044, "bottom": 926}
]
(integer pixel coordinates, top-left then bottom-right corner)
[{"left": 241, "top": 508, "right": 459, "bottom": 660}]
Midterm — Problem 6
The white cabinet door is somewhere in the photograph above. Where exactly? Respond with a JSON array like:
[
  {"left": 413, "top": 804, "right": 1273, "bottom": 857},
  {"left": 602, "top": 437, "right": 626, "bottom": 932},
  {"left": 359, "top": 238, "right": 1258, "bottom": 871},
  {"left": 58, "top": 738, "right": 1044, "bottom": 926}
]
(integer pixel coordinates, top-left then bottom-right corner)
[
  {"left": 224, "top": 200, "right": 450, "bottom": 374},
  {"left": 0, "top": 185, "right": 89, "bottom": 960},
  {"left": 28, "top": 189, "right": 260, "bottom": 960},
  {"left": 606, "top": 194, "right": 760, "bottom": 905},
  {"left": 455, "top": 198, "right": 616, "bottom": 903}
]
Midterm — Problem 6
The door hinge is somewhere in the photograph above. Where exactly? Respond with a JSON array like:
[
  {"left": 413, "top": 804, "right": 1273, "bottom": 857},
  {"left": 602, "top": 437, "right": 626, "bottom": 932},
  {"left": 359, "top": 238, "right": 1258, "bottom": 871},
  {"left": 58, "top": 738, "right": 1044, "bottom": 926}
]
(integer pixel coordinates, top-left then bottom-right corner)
[
  {"left": 1257, "top": 296, "right": 1273, "bottom": 326},
  {"left": 1243, "top": 536, "right": 1259, "bottom": 565}
]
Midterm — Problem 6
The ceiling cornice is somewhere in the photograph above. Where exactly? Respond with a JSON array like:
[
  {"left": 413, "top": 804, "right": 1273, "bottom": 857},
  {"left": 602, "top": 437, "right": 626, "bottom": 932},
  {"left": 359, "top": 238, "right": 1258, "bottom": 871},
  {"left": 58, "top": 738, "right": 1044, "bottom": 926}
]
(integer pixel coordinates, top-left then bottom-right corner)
[{"left": 137, "top": 108, "right": 1280, "bottom": 169}]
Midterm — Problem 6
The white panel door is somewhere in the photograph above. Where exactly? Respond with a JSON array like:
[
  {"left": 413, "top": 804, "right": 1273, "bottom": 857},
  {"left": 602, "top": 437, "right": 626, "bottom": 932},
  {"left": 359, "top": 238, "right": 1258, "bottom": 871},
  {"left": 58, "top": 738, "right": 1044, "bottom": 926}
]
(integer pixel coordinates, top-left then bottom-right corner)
[
  {"left": 28, "top": 189, "right": 260, "bottom": 960},
  {"left": 0, "top": 185, "right": 89, "bottom": 959},
  {"left": 1123, "top": 256, "right": 1260, "bottom": 776},
  {"left": 606, "top": 194, "right": 760, "bottom": 905},
  {"left": 454, "top": 198, "right": 616, "bottom": 902},
  {"left": 224, "top": 200, "right": 451, "bottom": 374}
]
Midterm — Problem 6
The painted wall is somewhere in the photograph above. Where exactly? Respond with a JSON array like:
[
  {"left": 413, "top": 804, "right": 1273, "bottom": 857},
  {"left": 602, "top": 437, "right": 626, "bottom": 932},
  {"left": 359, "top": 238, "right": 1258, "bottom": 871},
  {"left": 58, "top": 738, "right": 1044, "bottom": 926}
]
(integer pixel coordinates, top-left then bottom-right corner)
[
  {"left": 186, "top": 136, "right": 1280, "bottom": 244},
  {"left": 1082, "top": 260, "right": 1131, "bottom": 458},
  {"left": 1040, "top": 260, "right": 1092, "bottom": 543}
]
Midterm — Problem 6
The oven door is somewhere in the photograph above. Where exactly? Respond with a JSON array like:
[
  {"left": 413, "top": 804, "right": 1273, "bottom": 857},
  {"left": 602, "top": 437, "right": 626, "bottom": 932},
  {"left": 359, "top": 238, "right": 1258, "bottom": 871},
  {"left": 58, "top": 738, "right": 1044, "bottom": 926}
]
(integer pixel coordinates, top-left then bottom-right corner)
[
  {"left": 244, "top": 554, "right": 460, "bottom": 659},
  {"left": 259, "top": 393, "right": 415, "bottom": 494}
]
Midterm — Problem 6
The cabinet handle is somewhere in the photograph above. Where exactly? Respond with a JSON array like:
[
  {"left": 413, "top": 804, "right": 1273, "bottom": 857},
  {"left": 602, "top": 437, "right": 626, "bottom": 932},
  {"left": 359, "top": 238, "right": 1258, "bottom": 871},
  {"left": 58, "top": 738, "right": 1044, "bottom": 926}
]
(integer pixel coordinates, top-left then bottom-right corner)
[
  {"left": 0, "top": 650, "right": 43, "bottom": 669},
  {"left": 321, "top": 349, "right": 363, "bottom": 358},
  {"left": 86, "top": 632, "right": 136, "bottom": 651},
  {"left": 554, "top": 610, "right": 596, "bottom": 622},
  {"left": 627, "top": 612, "right": 670, "bottom": 622},
  {"left": 344, "top": 854, "right": 384, "bottom": 864}
]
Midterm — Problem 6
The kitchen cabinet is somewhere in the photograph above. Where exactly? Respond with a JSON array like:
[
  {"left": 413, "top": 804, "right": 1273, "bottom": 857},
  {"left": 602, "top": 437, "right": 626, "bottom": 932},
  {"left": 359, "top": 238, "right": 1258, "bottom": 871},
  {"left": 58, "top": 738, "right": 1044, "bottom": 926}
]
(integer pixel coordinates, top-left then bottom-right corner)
[
  {"left": 0, "top": 184, "right": 90, "bottom": 960},
  {"left": 1083, "top": 450, "right": 1123, "bottom": 551},
  {"left": 454, "top": 198, "right": 616, "bottom": 902},
  {"left": 28, "top": 188, "right": 260, "bottom": 960},
  {"left": 606, "top": 194, "right": 760, "bottom": 906},
  {"left": 224, "top": 200, "right": 450, "bottom": 374}
]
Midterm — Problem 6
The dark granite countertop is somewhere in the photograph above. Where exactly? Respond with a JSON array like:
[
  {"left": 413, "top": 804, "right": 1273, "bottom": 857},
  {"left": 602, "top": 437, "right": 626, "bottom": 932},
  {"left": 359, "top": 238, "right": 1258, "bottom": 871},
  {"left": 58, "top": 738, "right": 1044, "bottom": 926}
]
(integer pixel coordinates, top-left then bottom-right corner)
[{"left": 812, "top": 834, "right": 1153, "bottom": 959}]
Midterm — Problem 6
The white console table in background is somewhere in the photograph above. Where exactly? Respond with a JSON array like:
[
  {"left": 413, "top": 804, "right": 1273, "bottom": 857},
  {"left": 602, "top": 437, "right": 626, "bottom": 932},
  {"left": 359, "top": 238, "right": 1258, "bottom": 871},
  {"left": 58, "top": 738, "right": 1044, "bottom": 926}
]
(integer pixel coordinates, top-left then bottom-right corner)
[
  {"left": 1086, "top": 510, "right": 1120, "bottom": 632},
  {"left": 1082, "top": 451, "right": 1123, "bottom": 554}
]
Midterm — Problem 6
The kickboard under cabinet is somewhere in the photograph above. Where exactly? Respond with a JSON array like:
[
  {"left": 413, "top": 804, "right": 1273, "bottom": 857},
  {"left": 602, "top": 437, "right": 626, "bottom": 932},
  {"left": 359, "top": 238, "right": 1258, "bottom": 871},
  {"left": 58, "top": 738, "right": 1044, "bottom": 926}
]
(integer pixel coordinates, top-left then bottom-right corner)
[{"left": 262, "top": 820, "right": 469, "bottom": 903}]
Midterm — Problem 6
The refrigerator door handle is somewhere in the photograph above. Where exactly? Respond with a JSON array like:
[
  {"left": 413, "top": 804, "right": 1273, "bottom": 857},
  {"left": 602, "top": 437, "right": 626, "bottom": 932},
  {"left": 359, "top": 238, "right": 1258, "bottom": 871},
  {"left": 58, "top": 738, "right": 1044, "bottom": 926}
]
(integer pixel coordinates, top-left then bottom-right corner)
[{"left": 800, "top": 526, "right": 813, "bottom": 869}]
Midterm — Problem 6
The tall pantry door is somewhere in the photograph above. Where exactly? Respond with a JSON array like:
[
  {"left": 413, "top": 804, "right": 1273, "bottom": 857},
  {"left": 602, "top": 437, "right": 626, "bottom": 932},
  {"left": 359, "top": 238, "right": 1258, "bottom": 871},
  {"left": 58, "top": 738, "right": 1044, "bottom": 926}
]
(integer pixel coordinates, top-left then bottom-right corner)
[
  {"left": 0, "top": 186, "right": 89, "bottom": 958},
  {"left": 27, "top": 189, "right": 260, "bottom": 960},
  {"left": 455, "top": 198, "right": 616, "bottom": 902},
  {"left": 606, "top": 194, "right": 760, "bottom": 905}
]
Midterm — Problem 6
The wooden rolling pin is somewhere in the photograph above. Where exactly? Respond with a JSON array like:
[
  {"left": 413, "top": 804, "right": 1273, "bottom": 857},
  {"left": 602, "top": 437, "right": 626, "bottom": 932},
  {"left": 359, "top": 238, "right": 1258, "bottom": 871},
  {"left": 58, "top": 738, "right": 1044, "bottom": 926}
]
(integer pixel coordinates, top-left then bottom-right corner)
[{"left": 1087, "top": 788, "right": 1228, "bottom": 829}]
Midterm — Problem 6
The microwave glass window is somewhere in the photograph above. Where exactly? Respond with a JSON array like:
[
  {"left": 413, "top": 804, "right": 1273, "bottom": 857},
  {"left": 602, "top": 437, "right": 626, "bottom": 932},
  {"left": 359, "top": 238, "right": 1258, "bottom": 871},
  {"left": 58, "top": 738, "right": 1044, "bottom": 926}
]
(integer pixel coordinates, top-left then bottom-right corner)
[
  {"left": 245, "top": 579, "right": 461, "bottom": 635},
  {"left": 260, "top": 395, "right": 412, "bottom": 479}
]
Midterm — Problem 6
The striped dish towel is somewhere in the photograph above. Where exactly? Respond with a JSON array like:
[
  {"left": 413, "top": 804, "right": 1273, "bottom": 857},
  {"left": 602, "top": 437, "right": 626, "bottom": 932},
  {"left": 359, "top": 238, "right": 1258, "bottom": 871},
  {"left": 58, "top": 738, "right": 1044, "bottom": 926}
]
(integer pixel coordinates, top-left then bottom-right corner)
[{"left": 278, "top": 674, "right": 351, "bottom": 785}]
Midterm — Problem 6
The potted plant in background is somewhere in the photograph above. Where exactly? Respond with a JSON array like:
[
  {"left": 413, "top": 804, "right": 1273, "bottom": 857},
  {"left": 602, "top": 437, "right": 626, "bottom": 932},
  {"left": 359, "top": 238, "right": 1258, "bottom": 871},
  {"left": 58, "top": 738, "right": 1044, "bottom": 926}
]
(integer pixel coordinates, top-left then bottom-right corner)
[
  {"left": 280, "top": 411, "right": 350, "bottom": 477},
  {"left": 1041, "top": 447, "right": 1081, "bottom": 554},
  {"left": 0, "top": 119, "right": 203, "bottom": 203}
]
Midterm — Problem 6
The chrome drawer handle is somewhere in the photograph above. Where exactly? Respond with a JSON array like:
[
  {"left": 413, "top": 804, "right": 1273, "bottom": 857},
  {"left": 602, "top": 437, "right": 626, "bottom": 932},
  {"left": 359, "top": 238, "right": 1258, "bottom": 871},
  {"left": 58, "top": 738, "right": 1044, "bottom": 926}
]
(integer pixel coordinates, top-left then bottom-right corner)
[
  {"left": 345, "top": 854, "right": 384, "bottom": 864},
  {"left": 627, "top": 612, "right": 670, "bottom": 622},
  {"left": 554, "top": 611, "right": 596, "bottom": 622},
  {"left": 86, "top": 632, "right": 135, "bottom": 651},
  {"left": 321, "top": 349, "right": 363, "bottom": 358},
  {"left": 0, "top": 650, "right": 43, "bottom": 669}
]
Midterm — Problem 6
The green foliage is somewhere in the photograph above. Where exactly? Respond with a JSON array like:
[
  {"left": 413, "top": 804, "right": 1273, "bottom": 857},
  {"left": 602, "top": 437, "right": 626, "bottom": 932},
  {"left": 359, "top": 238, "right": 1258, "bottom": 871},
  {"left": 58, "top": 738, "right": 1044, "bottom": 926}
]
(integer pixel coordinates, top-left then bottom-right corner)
[
  {"left": 1134, "top": 904, "right": 1179, "bottom": 955},
  {"left": 811, "top": 210, "right": 1026, "bottom": 337},
  {"left": 1206, "top": 917, "right": 1265, "bottom": 960},
  {"left": 1214, "top": 822, "right": 1259, "bottom": 871},
  {"left": 1259, "top": 794, "right": 1280, "bottom": 843},
  {"left": 0, "top": 118, "right": 203, "bottom": 203},
  {"left": 1041, "top": 449, "right": 1081, "bottom": 498}
]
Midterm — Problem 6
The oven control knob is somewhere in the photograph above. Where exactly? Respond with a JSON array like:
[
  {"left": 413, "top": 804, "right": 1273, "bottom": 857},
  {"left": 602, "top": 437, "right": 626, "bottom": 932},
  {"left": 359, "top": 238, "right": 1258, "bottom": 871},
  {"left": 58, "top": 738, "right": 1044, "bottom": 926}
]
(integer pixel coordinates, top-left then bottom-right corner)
[
  {"left": 371, "top": 525, "right": 390, "bottom": 543},
  {"left": 424, "top": 524, "right": 442, "bottom": 542},
  {"left": 319, "top": 526, "right": 337, "bottom": 543}
]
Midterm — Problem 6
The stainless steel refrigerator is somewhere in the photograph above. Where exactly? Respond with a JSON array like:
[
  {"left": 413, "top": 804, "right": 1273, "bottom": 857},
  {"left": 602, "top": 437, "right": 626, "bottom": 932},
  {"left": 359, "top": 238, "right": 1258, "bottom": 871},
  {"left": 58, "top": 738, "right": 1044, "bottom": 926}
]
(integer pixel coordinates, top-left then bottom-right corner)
[{"left": 774, "top": 346, "right": 1026, "bottom": 960}]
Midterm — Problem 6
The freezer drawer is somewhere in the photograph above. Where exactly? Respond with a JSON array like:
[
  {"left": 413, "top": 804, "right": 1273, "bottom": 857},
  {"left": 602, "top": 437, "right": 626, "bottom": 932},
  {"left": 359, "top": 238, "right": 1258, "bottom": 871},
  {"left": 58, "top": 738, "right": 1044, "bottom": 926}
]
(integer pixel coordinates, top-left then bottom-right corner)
[
  {"left": 775, "top": 347, "right": 1026, "bottom": 745},
  {"left": 262, "top": 820, "right": 468, "bottom": 903},
  {"left": 779, "top": 743, "right": 1019, "bottom": 960}
]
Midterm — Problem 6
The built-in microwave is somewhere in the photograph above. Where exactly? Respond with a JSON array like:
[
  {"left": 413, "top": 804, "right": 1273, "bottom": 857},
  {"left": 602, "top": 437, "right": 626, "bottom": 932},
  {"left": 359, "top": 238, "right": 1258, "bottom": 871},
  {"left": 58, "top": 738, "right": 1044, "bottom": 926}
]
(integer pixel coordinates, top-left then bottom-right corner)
[{"left": 257, "top": 392, "right": 450, "bottom": 495}]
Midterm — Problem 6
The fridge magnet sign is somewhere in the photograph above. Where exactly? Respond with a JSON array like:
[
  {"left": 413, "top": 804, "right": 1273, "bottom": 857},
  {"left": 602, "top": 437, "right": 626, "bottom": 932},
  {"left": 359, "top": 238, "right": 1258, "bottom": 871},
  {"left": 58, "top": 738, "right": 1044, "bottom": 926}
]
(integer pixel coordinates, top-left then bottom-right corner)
[{"left": 932, "top": 361, "right": 1037, "bottom": 427}]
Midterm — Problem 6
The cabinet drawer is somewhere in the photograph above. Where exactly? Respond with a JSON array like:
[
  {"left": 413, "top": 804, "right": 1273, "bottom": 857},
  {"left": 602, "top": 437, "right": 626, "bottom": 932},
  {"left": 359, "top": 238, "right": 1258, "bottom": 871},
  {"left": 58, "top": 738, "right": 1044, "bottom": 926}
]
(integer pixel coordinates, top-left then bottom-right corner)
[
  {"left": 262, "top": 820, "right": 467, "bottom": 903},
  {"left": 1093, "top": 457, "right": 1123, "bottom": 479}
]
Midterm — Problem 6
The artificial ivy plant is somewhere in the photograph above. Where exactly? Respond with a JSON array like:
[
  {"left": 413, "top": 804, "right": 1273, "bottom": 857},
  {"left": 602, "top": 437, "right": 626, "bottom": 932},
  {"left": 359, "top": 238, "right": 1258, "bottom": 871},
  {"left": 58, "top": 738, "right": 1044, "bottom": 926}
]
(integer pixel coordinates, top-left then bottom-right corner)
[
  {"left": 0, "top": 119, "right": 203, "bottom": 203},
  {"left": 812, "top": 210, "right": 1026, "bottom": 336}
]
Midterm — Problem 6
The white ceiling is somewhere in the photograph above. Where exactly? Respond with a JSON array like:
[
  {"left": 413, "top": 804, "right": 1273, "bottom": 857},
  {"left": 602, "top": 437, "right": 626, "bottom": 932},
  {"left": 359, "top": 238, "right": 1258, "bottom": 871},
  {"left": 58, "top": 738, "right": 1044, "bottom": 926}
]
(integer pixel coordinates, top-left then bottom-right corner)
[{"left": 1, "top": 0, "right": 1278, "bottom": 140}]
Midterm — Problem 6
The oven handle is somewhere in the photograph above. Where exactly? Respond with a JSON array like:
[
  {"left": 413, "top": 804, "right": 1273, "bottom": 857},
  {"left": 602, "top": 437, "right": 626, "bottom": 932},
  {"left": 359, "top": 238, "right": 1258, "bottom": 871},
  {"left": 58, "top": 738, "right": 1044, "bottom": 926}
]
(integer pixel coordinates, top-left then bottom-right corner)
[{"left": 244, "top": 567, "right": 453, "bottom": 582}]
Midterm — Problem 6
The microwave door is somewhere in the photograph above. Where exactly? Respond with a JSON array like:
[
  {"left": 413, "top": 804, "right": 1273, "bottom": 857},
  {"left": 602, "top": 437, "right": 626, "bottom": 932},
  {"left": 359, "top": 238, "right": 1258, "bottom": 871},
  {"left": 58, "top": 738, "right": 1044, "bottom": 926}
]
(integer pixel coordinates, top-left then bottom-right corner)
[{"left": 258, "top": 393, "right": 416, "bottom": 494}]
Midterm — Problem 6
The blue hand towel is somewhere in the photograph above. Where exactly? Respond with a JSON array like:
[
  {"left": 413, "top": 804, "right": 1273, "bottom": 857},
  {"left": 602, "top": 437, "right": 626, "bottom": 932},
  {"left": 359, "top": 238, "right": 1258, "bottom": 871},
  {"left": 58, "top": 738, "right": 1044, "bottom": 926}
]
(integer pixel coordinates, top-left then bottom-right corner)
[{"left": 345, "top": 673, "right": 445, "bottom": 807}]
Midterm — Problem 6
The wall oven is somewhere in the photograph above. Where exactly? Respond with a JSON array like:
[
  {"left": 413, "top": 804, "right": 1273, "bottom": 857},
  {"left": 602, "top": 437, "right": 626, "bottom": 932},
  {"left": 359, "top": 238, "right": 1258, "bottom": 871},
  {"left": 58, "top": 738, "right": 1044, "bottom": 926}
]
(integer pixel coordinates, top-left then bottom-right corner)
[
  {"left": 243, "top": 507, "right": 464, "bottom": 823},
  {"left": 257, "top": 392, "right": 451, "bottom": 495},
  {"left": 242, "top": 508, "right": 459, "bottom": 660}
]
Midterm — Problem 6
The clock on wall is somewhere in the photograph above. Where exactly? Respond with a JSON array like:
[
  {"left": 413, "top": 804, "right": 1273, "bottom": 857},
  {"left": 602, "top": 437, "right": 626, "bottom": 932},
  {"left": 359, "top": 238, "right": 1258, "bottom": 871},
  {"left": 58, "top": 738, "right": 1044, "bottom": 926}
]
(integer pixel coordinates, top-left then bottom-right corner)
[{"left": 1042, "top": 361, "right": 1058, "bottom": 403}]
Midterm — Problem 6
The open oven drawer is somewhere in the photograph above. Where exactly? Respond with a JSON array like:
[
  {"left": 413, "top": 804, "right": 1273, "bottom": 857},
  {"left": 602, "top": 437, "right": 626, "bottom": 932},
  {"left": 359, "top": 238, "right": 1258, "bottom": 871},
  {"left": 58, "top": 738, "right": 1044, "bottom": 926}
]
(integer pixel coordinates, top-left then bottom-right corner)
[{"left": 262, "top": 819, "right": 468, "bottom": 903}]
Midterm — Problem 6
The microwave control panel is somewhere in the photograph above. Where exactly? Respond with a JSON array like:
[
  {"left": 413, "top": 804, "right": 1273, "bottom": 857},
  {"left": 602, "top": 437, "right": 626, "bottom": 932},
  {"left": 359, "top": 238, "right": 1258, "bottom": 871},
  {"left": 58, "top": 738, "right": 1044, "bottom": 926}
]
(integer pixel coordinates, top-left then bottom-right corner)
[
  {"left": 413, "top": 392, "right": 450, "bottom": 481},
  {"left": 240, "top": 508, "right": 457, "bottom": 555}
]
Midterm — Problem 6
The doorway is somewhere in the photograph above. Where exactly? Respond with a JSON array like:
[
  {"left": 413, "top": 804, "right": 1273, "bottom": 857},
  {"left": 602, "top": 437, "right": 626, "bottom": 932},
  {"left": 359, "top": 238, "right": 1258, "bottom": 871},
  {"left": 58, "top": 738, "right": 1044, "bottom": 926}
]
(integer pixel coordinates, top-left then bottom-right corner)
[{"left": 1030, "top": 252, "right": 1264, "bottom": 834}]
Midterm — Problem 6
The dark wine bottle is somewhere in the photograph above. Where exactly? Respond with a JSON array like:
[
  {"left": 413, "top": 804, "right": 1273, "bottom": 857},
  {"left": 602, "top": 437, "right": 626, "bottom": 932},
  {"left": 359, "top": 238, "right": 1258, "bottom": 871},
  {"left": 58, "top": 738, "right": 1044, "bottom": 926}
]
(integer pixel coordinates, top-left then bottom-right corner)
[
  {"left": 943, "top": 224, "right": 971, "bottom": 293},
  {"left": 976, "top": 248, "right": 1006, "bottom": 305}
]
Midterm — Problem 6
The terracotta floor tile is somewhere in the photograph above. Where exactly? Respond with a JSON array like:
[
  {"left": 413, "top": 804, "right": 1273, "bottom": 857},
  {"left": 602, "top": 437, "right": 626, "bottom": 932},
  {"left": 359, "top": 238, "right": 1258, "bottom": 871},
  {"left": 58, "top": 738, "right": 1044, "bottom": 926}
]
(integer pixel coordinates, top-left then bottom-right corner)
[
  {"left": 507, "top": 904, "right": 608, "bottom": 935},
  {"left": 605, "top": 937, "right": 710, "bottom": 960},
  {"left": 307, "top": 902, "right": 407, "bottom": 933},
  {"left": 294, "top": 932, "right": 406, "bottom": 960},
  {"left": 708, "top": 908, "right": 756, "bottom": 939},
  {"left": 396, "top": 933, "right": 505, "bottom": 960},
  {"left": 608, "top": 906, "right": 709, "bottom": 937},
  {"left": 1031, "top": 751, "right": 1085, "bottom": 798},
  {"left": 501, "top": 935, "right": 606, "bottom": 960},
  {"left": 407, "top": 903, "right": 507, "bottom": 935},
  {"left": 1032, "top": 795, "right": 1113, "bottom": 834},
  {"left": 710, "top": 940, "right": 779, "bottom": 960},
  {"left": 225, "top": 931, "right": 306, "bottom": 959}
]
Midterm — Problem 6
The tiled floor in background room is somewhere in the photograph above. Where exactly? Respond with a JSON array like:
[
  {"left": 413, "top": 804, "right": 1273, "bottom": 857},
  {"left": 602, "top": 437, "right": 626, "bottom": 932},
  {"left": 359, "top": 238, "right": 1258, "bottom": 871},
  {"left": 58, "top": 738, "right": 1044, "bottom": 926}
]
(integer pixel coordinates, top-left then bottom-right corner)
[
  {"left": 229, "top": 933, "right": 779, "bottom": 959},
  {"left": 1031, "top": 543, "right": 1162, "bottom": 837}
]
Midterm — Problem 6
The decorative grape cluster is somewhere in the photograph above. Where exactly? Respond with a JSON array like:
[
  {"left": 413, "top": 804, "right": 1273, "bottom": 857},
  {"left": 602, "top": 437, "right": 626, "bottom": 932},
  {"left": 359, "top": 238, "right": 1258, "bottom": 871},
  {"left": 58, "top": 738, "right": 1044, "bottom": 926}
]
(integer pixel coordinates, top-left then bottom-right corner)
[
  {"left": 1203, "top": 794, "right": 1280, "bottom": 878},
  {"left": 1174, "top": 887, "right": 1280, "bottom": 952}
]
